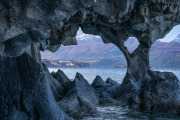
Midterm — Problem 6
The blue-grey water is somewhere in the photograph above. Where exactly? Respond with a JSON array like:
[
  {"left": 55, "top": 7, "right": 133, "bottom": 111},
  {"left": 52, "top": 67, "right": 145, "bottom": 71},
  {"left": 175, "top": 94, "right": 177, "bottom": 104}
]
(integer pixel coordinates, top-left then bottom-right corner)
[
  {"left": 48, "top": 67, "right": 180, "bottom": 120},
  {"left": 49, "top": 67, "right": 127, "bottom": 84},
  {"left": 49, "top": 67, "right": 180, "bottom": 84}
]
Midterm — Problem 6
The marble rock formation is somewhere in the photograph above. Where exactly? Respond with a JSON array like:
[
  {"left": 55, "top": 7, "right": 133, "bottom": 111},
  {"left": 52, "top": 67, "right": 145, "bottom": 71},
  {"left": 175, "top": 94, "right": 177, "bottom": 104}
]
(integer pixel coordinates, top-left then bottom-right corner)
[
  {"left": 115, "top": 70, "right": 180, "bottom": 114},
  {"left": 46, "top": 71, "right": 66, "bottom": 101},
  {"left": 0, "top": 53, "right": 70, "bottom": 120},
  {"left": 92, "top": 76, "right": 119, "bottom": 106},
  {"left": 51, "top": 69, "right": 71, "bottom": 87},
  {"left": 0, "top": 0, "right": 180, "bottom": 119},
  {"left": 106, "top": 78, "right": 120, "bottom": 87},
  {"left": 58, "top": 73, "right": 99, "bottom": 118}
]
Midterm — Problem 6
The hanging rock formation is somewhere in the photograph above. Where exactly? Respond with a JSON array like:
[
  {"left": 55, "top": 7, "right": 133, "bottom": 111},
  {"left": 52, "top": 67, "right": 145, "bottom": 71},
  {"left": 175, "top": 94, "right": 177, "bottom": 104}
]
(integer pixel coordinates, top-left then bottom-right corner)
[{"left": 0, "top": 0, "right": 180, "bottom": 119}]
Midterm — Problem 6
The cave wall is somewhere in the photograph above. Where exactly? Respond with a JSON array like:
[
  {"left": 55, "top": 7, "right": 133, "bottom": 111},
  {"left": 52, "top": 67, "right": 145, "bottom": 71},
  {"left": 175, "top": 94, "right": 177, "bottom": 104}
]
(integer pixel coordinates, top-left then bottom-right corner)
[{"left": 0, "top": 0, "right": 180, "bottom": 56}]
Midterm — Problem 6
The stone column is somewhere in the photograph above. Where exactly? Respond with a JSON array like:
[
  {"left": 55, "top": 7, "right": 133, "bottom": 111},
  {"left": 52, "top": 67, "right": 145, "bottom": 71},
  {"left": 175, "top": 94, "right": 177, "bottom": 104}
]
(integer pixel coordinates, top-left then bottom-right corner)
[{"left": 105, "top": 34, "right": 153, "bottom": 108}]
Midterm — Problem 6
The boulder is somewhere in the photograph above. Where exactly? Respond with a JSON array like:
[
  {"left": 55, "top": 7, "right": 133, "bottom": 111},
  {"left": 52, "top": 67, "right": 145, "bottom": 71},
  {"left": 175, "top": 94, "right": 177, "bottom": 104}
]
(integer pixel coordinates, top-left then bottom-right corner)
[
  {"left": 58, "top": 72, "right": 99, "bottom": 118},
  {"left": 46, "top": 71, "right": 65, "bottom": 100},
  {"left": 115, "top": 70, "right": 180, "bottom": 114},
  {"left": 106, "top": 78, "right": 120, "bottom": 87},
  {"left": 0, "top": 53, "right": 70, "bottom": 120},
  {"left": 51, "top": 69, "right": 71, "bottom": 86},
  {"left": 91, "top": 75, "right": 109, "bottom": 88},
  {"left": 91, "top": 76, "right": 119, "bottom": 106}
]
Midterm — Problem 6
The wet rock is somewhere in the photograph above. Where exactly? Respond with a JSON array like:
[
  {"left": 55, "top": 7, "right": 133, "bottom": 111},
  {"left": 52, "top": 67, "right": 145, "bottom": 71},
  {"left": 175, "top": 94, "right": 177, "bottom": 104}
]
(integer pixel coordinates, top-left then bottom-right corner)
[
  {"left": 106, "top": 78, "right": 120, "bottom": 87},
  {"left": 58, "top": 72, "right": 99, "bottom": 118},
  {"left": 0, "top": 53, "right": 70, "bottom": 120}
]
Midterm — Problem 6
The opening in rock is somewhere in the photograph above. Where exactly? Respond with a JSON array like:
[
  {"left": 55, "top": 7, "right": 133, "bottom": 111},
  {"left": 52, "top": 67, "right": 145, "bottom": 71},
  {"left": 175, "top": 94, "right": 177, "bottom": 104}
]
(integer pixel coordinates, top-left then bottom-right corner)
[
  {"left": 149, "top": 25, "right": 180, "bottom": 79},
  {"left": 124, "top": 37, "right": 139, "bottom": 54},
  {"left": 41, "top": 28, "right": 127, "bottom": 84}
]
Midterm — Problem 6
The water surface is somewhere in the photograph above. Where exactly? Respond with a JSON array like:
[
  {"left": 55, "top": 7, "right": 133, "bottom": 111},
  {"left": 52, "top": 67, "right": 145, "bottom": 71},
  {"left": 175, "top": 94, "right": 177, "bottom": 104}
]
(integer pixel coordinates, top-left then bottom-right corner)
[{"left": 49, "top": 67, "right": 180, "bottom": 84}]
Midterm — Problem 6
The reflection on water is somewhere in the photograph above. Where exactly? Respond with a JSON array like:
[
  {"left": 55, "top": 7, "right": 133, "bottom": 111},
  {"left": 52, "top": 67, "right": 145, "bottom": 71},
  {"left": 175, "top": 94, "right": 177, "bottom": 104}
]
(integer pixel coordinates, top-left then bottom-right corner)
[{"left": 48, "top": 67, "right": 180, "bottom": 120}]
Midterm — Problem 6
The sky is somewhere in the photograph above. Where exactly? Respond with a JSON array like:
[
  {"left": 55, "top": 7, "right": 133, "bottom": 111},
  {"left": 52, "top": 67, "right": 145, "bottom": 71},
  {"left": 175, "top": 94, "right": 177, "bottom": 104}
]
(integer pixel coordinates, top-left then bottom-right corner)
[{"left": 160, "top": 25, "right": 180, "bottom": 42}]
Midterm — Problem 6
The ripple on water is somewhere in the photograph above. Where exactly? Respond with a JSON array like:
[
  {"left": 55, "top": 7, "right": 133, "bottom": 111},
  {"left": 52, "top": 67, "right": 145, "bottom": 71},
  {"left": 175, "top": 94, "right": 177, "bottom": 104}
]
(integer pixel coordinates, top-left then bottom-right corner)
[{"left": 81, "top": 106, "right": 180, "bottom": 120}]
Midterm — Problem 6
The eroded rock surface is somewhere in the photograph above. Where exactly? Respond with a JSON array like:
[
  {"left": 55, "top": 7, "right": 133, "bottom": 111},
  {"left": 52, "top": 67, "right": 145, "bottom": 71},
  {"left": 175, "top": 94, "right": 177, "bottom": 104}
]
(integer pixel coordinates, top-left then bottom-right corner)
[
  {"left": 0, "top": 53, "right": 70, "bottom": 120},
  {"left": 106, "top": 78, "right": 120, "bottom": 87},
  {"left": 51, "top": 69, "right": 71, "bottom": 86},
  {"left": 115, "top": 70, "right": 180, "bottom": 114},
  {"left": 92, "top": 76, "right": 119, "bottom": 106},
  {"left": 58, "top": 73, "right": 99, "bottom": 118}
]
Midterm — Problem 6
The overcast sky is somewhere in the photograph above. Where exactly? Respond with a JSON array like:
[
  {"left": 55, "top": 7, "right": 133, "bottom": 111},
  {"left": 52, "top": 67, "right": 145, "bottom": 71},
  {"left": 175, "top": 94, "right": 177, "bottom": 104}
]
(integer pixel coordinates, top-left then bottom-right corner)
[{"left": 160, "top": 25, "right": 180, "bottom": 42}]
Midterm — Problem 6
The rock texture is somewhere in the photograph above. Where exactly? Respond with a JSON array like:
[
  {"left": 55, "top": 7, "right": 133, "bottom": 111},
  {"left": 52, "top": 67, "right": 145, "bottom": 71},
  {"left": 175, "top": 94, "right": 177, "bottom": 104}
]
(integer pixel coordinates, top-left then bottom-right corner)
[
  {"left": 0, "top": 0, "right": 180, "bottom": 119},
  {"left": 51, "top": 69, "right": 71, "bottom": 86},
  {"left": 58, "top": 73, "right": 99, "bottom": 118},
  {"left": 106, "top": 78, "right": 120, "bottom": 87},
  {"left": 116, "top": 70, "right": 180, "bottom": 114},
  {"left": 0, "top": 53, "right": 70, "bottom": 120},
  {"left": 92, "top": 76, "right": 119, "bottom": 106}
]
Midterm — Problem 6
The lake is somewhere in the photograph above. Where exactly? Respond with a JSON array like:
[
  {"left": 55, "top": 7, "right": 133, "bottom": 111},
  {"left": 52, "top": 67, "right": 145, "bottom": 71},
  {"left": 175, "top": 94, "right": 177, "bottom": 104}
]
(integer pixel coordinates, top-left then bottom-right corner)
[
  {"left": 48, "top": 67, "right": 180, "bottom": 120},
  {"left": 48, "top": 67, "right": 180, "bottom": 84}
]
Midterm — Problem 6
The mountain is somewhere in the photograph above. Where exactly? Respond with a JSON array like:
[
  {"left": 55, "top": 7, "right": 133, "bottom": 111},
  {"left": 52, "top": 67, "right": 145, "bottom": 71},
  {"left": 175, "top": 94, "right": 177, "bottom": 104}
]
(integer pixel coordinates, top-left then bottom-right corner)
[
  {"left": 172, "top": 34, "right": 180, "bottom": 43},
  {"left": 41, "top": 31, "right": 180, "bottom": 68},
  {"left": 41, "top": 58, "right": 90, "bottom": 67}
]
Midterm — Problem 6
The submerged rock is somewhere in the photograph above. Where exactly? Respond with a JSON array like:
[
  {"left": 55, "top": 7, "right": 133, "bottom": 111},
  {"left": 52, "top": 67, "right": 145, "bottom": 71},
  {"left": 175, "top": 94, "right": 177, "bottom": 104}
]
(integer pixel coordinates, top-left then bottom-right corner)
[
  {"left": 0, "top": 53, "right": 70, "bottom": 120},
  {"left": 58, "top": 72, "right": 99, "bottom": 118}
]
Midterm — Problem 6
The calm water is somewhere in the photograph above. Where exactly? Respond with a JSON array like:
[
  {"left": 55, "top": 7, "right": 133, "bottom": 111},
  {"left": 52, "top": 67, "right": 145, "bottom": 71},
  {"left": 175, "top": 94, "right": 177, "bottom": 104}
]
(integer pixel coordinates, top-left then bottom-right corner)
[
  {"left": 48, "top": 67, "right": 180, "bottom": 84},
  {"left": 48, "top": 67, "right": 180, "bottom": 120}
]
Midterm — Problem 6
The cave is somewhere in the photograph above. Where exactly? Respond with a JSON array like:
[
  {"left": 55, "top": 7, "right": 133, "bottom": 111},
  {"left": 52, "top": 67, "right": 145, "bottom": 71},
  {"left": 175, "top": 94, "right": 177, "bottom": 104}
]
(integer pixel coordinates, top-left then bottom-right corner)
[{"left": 0, "top": 0, "right": 180, "bottom": 120}]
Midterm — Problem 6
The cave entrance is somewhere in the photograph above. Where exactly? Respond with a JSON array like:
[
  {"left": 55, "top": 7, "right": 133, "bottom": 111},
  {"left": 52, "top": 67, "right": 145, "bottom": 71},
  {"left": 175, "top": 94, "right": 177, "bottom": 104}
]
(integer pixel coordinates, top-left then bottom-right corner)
[
  {"left": 149, "top": 25, "right": 180, "bottom": 80},
  {"left": 41, "top": 28, "right": 128, "bottom": 84}
]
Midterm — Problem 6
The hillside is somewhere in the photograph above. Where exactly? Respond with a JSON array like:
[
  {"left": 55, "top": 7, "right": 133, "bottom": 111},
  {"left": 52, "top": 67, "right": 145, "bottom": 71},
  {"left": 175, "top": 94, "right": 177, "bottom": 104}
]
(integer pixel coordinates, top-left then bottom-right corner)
[
  {"left": 42, "top": 58, "right": 90, "bottom": 67},
  {"left": 41, "top": 33, "right": 180, "bottom": 68}
]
